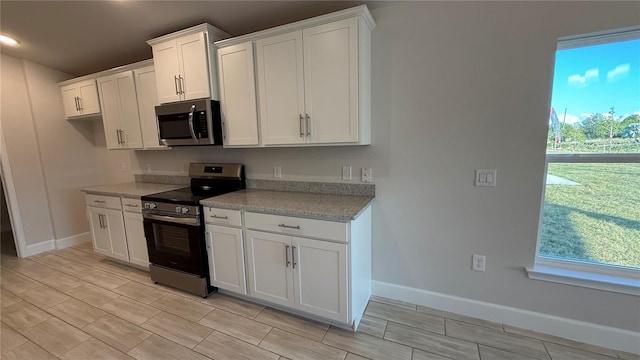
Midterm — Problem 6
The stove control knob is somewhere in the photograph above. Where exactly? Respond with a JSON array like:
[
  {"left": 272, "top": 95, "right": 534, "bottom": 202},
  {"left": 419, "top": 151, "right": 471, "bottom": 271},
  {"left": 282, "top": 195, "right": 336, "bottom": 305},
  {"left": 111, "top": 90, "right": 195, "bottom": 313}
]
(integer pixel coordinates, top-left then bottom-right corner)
[
  {"left": 147, "top": 202, "right": 157, "bottom": 210},
  {"left": 181, "top": 207, "right": 190, "bottom": 214}
]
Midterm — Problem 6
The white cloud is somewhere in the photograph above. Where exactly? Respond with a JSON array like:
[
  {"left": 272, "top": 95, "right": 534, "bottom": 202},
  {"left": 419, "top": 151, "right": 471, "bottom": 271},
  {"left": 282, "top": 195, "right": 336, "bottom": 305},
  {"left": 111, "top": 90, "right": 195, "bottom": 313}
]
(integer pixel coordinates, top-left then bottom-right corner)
[
  {"left": 563, "top": 113, "right": 581, "bottom": 124},
  {"left": 607, "top": 64, "right": 630, "bottom": 83},
  {"left": 568, "top": 68, "right": 599, "bottom": 87}
]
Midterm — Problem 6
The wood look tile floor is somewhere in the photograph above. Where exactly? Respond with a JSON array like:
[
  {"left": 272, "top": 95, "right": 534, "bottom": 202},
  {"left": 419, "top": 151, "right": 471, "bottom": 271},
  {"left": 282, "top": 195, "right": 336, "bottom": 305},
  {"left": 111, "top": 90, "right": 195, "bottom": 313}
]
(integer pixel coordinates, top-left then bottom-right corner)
[{"left": 0, "top": 244, "right": 635, "bottom": 360}]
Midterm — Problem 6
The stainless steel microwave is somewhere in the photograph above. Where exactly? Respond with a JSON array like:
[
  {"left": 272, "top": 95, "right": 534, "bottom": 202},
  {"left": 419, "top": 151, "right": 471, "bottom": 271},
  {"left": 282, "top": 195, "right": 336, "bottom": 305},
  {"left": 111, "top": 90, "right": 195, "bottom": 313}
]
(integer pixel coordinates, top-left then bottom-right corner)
[{"left": 155, "top": 99, "right": 222, "bottom": 146}]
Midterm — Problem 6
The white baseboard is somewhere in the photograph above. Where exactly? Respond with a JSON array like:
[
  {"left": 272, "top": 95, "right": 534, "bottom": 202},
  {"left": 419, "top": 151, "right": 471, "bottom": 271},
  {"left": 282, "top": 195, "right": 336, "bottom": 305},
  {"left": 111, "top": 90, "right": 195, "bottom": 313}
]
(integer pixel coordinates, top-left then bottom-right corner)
[
  {"left": 55, "top": 232, "right": 91, "bottom": 250},
  {"left": 372, "top": 280, "right": 640, "bottom": 355},
  {"left": 24, "top": 239, "right": 55, "bottom": 257}
]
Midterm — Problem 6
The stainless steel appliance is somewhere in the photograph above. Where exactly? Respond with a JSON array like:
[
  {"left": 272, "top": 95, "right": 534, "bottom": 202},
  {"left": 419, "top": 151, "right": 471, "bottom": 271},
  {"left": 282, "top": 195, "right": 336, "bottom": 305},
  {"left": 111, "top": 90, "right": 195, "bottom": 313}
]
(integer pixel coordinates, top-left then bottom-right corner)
[
  {"left": 155, "top": 99, "right": 223, "bottom": 146},
  {"left": 141, "top": 163, "right": 245, "bottom": 297}
]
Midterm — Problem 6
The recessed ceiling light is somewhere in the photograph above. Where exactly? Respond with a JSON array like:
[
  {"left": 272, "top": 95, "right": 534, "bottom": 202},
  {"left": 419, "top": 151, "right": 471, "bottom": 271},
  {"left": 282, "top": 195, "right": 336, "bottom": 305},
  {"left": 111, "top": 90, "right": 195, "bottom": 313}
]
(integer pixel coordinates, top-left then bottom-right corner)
[{"left": 0, "top": 35, "right": 19, "bottom": 46}]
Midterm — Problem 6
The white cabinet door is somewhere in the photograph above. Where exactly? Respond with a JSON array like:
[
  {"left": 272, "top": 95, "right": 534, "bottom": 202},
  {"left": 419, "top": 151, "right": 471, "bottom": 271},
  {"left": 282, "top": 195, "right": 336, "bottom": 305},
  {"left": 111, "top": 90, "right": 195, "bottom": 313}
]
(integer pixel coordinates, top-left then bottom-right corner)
[
  {"left": 103, "top": 208, "right": 129, "bottom": 262},
  {"left": 88, "top": 207, "right": 128, "bottom": 262},
  {"left": 293, "top": 237, "right": 348, "bottom": 323},
  {"left": 96, "top": 76, "right": 121, "bottom": 149},
  {"left": 60, "top": 84, "right": 81, "bottom": 117},
  {"left": 245, "top": 230, "right": 294, "bottom": 307},
  {"left": 303, "top": 18, "right": 359, "bottom": 144},
  {"left": 217, "top": 42, "right": 259, "bottom": 146},
  {"left": 152, "top": 39, "right": 182, "bottom": 104},
  {"left": 205, "top": 224, "right": 247, "bottom": 294},
  {"left": 123, "top": 211, "right": 149, "bottom": 268},
  {"left": 77, "top": 79, "right": 101, "bottom": 116},
  {"left": 177, "top": 32, "right": 211, "bottom": 101},
  {"left": 256, "top": 31, "right": 306, "bottom": 145},
  {"left": 115, "top": 72, "right": 143, "bottom": 149},
  {"left": 134, "top": 66, "right": 166, "bottom": 149},
  {"left": 88, "top": 207, "right": 111, "bottom": 256},
  {"left": 97, "top": 72, "right": 143, "bottom": 150}
]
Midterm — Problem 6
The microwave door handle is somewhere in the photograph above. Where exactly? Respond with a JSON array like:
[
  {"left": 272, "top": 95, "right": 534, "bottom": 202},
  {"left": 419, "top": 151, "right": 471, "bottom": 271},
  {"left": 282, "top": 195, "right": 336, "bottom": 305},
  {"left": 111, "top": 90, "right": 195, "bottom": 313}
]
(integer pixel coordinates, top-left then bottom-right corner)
[{"left": 188, "top": 104, "right": 198, "bottom": 143}]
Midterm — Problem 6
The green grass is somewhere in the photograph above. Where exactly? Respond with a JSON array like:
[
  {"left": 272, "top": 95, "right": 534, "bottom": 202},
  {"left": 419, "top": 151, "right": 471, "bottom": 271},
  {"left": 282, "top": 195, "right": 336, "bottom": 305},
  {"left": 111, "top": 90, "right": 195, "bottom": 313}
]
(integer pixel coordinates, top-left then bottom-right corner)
[{"left": 540, "top": 163, "right": 640, "bottom": 268}]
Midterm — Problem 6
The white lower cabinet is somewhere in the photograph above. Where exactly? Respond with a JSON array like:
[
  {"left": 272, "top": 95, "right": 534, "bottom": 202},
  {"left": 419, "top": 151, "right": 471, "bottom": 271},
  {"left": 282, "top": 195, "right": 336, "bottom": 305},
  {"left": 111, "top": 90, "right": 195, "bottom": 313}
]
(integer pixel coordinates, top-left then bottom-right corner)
[
  {"left": 85, "top": 194, "right": 149, "bottom": 268},
  {"left": 123, "top": 210, "right": 149, "bottom": 268},
  {"left": 87, "top": 206, "right": 129, "bottom": 262},
  {"left": 246, "top": 230, "right": 348, "bottom": 323},
  {"left": 205, "top": 224, "right": 247, "bottom": 295}
]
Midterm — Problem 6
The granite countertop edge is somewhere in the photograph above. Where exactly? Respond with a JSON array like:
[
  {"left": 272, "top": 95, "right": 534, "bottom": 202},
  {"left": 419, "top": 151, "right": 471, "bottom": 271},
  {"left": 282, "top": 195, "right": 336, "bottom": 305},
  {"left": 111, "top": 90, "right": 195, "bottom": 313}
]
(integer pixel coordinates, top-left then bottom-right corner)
[
  {"left": 81, "top": 182, "right": 185, "bottom": 199},
  {"left": 200, "top": 190, "right": 375, "bottom": 222}
]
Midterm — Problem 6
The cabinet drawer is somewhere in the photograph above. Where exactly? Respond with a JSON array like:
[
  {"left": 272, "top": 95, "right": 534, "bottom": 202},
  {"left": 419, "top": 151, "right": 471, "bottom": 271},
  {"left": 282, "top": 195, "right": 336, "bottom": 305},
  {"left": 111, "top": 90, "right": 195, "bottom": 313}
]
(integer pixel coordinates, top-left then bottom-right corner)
[
  {"left": 121, "top": 198, "right": 142, "bottom": 213},
  {"left": 85, "top": 194, "right": 122, "bottom": 210},
  {"left": 245, "top": 212, "right": 348, "bottom": 243},
  {"left": 204, "top": 207, "right": 242, "bottom": 227}
]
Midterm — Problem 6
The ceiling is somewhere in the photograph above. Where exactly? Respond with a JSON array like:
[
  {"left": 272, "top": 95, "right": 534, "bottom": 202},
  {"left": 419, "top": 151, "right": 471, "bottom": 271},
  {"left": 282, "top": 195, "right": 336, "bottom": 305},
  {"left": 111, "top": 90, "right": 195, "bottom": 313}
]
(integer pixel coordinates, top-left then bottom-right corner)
[{"left": 1, "top": 1, "right": 390, "bottom": 77}]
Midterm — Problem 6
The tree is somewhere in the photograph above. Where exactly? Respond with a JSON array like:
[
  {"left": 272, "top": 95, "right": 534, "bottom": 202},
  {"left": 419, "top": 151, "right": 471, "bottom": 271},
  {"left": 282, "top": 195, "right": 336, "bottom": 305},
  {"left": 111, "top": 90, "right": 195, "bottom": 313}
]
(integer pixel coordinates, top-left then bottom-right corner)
[
  {"left": 620, "top": 123, "right": 640, "bottom": 138},
  {"left": 619, "top": 114, "right": 640, "bottom": 129},
  {"left": 581, "top": 113, "right": 609, "bottom": 139}
]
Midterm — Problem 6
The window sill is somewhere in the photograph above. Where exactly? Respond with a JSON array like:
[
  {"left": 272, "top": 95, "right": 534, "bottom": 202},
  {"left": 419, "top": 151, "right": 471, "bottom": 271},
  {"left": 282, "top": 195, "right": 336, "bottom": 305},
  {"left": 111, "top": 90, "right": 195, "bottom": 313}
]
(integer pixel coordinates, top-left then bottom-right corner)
[{"left": 526, "top": 258, "right": 640, "bottom": 296}]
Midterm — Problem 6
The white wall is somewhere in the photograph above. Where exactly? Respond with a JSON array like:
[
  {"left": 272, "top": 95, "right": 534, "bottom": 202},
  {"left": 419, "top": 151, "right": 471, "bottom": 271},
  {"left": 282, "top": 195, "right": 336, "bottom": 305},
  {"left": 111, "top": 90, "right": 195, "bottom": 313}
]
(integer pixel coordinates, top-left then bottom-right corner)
[
  {"left": 0, "top": 54, "right": 133, "bottom": 249},
  {"left": 127, "top": 1, "right": 640, "bottom": 335}
]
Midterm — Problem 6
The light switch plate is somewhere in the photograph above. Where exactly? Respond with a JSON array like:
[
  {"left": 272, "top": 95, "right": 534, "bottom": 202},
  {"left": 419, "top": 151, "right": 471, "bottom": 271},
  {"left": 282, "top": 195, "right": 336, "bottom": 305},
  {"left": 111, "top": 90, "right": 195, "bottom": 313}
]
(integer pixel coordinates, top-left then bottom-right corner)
[
  {"left": 475, "top": 169, "right": 496, "bottom": 187},
  {"left": 342, "top": 166, "right": 352, "bottom": 180},
  {"left": 274, "top": 166, "right": 282, "bottom": 179}
]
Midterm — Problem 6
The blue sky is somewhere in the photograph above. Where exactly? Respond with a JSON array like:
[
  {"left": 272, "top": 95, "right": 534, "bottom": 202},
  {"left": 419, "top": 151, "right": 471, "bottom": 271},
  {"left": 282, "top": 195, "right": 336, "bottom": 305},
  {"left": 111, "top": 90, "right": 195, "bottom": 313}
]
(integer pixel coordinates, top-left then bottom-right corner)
[{"left": 550, "top": 38, "right": 640, "bottom": 124}]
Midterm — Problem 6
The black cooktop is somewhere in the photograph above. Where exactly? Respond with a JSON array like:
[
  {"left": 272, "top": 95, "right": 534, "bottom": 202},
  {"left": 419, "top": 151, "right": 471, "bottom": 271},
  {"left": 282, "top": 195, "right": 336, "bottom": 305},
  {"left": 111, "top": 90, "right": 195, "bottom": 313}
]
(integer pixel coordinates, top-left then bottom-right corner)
[{"left": 142, "top": 185, "right": 240, "bottom": 206}]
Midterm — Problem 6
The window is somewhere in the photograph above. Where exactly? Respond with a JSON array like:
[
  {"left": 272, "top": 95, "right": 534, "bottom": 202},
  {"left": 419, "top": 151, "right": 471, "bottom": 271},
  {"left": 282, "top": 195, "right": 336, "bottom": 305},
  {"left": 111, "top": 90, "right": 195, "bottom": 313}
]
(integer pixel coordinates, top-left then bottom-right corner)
[{"left": 527, "top": 27, "right": 640, "bottom": 295}]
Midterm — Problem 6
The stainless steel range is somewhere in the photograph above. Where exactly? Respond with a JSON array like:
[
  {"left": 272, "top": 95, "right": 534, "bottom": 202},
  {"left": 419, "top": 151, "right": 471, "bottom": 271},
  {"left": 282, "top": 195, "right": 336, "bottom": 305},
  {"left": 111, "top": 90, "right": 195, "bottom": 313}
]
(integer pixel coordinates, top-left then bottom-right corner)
[{"left": 141, "top": 163, "right": 245, "bottom": 297}]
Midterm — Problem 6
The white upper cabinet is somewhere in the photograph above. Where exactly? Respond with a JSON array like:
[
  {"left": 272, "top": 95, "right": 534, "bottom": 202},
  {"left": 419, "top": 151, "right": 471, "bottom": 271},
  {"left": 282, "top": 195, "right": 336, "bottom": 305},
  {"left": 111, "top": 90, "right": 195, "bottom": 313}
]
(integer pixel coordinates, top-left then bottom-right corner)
[
  {"left": 148, "top": 23, "right": 230, "bottom": 104},
  {"left": 256, "top": 31, "right": 306, "bottom": 145},
  {"left": 217, "top": 42, "right": 260, "bottom": 147},
  {"left": 97, "top": 71, "right": 144, "bottom": 150},
  {"left": 60, "top": 79, "right": 101, "bottom": 118},
  {"left": 133, "top": 65, "right": 167, "bottom": 150},
  {"left": 216, "top": 5, "right": 374, "bottom": 147}
]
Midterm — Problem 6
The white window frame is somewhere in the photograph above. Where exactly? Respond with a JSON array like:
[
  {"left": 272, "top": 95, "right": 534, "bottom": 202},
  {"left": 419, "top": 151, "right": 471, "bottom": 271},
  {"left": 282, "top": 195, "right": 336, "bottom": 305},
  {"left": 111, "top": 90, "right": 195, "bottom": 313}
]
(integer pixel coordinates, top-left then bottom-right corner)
[{"left": 526, "top": 27, "right": 640, "bottom": 296}]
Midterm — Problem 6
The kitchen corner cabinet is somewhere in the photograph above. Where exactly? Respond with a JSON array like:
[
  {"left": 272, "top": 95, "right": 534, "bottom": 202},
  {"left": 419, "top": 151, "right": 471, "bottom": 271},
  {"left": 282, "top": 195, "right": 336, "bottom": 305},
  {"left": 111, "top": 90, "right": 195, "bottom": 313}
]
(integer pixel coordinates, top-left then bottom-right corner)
[
  {"left": 134, "top": 66, "right": 167, "bottom": 150},
  {"left": 216, "top": 42, "right": 260, "bottom": 147},
  {"left": 60, "top": 79, "right": 101, "bottom": 118},
  {"left": 204, "top": 207, "right": 247, "bottom": 294},
  {"left": 255, "top": 16, "right": 371, "bottom": 146},
  {"left": 97, "top": 71, "right": 144, "bottom": 150},
  {"left": 148, "top": 24, "right": 230, "bottom": 104}
]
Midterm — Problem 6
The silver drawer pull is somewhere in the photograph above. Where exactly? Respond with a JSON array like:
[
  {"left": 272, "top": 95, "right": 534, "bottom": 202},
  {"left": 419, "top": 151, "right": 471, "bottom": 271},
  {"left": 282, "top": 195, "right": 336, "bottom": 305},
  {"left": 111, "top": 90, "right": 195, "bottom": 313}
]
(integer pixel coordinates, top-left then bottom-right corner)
[
  {"left": 126, "top": 204, "right": 139, "bottom": 207},
  {"left": 278, "top": 224, "right": 300, "bottom": 230},
  {"left": 93, "top": 200, "right": 106, "bottom": 203},
  {"left": 211, "top": 215, "right": 229, "bottom": 220}
]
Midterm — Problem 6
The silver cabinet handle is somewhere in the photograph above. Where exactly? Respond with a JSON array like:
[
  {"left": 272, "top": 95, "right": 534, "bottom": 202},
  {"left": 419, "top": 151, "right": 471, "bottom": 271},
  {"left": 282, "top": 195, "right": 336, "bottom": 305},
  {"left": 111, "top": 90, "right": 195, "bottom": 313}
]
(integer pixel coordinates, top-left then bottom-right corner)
[
  {"left": 116, "top": 130, "right": 121, "bottom": 144},
  {"left": 98, "top": 214, "right": 104, "bottom": 229},
  {"left": 119, "top": 129, "right": 125, "bottom": 144},
  {"left": 278, "top": 224, "right": 300, "bottom": 230},
  {"left": 285, "top": 244, "right": 290, "bottom": 267},
  {"left": 125, "top": 204, "right": 139, "bottom": 208},
  {"left": 299, "top": 114, "right": 304, "bottom": 137},
  {"left": 210, "top": 215, "right": 228, "bottom": 219},
  {"left": 305, "top": 114, "right": 311, "bottom": 136},
  {"left": 101, "top": 214, "right": 107, "bottom": 228},
  {"left": 93, "top": 200, "right": 106, "bottom": 204},
  {"left": 179, "top": 75, "right": 184, "bottom": 94},
  {"left": 74, "top": 97, "right": 78, "bottom": 111},
  {"left": 174, "top": 76, "right": 179, "bottom": 95},
  {"left": 292, "top": 246, "right": 297, "bottom": 269},
  {"left": 77, "top": 96, "right": 83, "bottom": 110}
]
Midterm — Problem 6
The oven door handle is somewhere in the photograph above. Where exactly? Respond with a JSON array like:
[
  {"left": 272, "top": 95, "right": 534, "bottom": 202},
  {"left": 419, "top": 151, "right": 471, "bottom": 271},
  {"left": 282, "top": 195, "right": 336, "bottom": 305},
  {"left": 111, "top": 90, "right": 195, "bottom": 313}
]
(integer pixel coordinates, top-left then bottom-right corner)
[
  {"left": 144, "top": 213, "right": 199, "bottom": 226},
  {"left": 188, "top": 104, "right": 198, "bottom": 143}
]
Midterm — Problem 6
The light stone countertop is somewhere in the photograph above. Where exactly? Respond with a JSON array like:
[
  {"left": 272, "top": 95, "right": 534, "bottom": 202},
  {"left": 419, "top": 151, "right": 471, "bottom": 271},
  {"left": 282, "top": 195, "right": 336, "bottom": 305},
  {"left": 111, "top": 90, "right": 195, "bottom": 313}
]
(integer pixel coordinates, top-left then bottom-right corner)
[
  {"left": 81, "top": 182, "right": 185, "bottom": 199},
  {"left": 200, "top": 189, "right": 375, "bottom": 222}
]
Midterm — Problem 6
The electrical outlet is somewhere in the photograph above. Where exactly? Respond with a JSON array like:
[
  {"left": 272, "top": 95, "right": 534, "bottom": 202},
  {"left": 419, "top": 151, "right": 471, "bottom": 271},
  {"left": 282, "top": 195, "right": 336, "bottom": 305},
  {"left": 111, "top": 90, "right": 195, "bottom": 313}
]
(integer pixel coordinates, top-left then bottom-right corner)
[
  {"left": 274, "top": 166, "right": 282, "bottom": 179},
  {"left": 475, "top": 169, "right": 497, "bottom": 187},
  {"left": 361, "top": 168, "right": 372, "bottom": 183},
  {"left": 472, "top": 254, "right": 486, "bottom": 272},
  {"left": 342, "top": 166, "right": 352, "bottom": 180}
]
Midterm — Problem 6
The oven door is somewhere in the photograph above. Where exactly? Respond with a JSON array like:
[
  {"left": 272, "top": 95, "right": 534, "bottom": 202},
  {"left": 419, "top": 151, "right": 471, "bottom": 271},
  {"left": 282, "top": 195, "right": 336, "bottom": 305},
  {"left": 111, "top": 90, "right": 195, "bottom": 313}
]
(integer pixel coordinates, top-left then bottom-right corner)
[{"left": 143, "top": 215, "right": 206, "bottom": 276}]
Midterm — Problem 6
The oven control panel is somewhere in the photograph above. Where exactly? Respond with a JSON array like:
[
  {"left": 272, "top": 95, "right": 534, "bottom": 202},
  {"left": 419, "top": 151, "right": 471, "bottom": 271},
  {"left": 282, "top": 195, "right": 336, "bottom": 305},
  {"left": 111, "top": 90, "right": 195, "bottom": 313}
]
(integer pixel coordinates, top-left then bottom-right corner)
[{"left": 142, "top": 201, "right": 200, "bottom": 216}]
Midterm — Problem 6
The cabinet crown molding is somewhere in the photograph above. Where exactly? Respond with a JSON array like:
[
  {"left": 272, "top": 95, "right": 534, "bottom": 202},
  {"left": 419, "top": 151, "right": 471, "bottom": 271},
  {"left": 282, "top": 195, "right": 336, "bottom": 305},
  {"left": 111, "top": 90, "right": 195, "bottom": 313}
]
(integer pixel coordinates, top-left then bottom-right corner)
[
  {"left": 146, "top": 23, "right": 231, "bottom": 46},
  {"left": 215, "top": 5, "right": 375, "bottom": 48}
]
